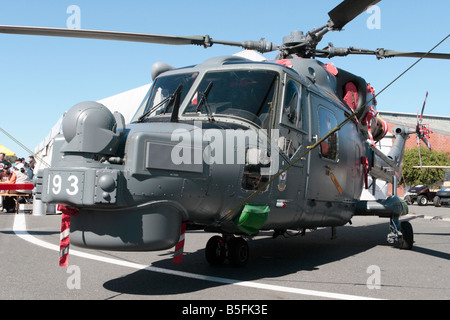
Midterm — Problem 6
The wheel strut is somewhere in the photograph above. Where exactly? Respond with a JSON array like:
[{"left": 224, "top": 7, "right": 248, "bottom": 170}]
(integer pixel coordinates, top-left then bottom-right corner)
[{"left": 387, "top": 217, "right": 414, "bottom": 250}]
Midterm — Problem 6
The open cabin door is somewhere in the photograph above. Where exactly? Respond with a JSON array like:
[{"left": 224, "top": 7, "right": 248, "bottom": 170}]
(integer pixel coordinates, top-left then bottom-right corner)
[
  {"left": 271, "top": 75, "right": 309, "bottom": 213},
  {"left": 307, "top": 93, "right": 346, "bottom": 202}
]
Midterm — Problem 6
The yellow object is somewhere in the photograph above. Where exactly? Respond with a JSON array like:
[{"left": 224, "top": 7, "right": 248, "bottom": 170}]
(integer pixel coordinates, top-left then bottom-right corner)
[
  {"left": 0, "top": 144, "right": 15, "bottom": 156},
  {"left": 330, "top": 172, "right": 343, "bottom": 196}
]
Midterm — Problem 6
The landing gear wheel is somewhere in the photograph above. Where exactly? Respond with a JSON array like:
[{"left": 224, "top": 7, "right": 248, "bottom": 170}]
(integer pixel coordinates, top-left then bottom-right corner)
[
  {"left": 228, "top": 237, "right": 249, "bottom": 267},
  {"left": 205, "top": 236, "right": 226, "bottom": 265},
  {"left": 398, "top": 221, "right": 414, "bottom": 250}
]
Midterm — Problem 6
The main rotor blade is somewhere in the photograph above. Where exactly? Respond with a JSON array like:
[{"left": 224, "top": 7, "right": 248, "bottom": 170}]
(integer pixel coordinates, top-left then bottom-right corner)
[
  {"left": 0, "top": 25, "right": 279, "bottom": 53},
  {"left": 317, "top": 46, "right": 450, "bottom": 60},
  {"left": 0, "top": 25, "right": 208, "bottom": 45},
  {"left": 377, "top": 49, "right": 450, "bottom": 60},
  {"left": 328, "top": 0, "right": 381, "bottom": 30}
]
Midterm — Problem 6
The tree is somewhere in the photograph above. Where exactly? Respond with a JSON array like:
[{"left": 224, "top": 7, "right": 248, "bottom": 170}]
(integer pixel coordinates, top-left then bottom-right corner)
[{"left": 401, "top": 147, "right": 450, "bottom": 187}]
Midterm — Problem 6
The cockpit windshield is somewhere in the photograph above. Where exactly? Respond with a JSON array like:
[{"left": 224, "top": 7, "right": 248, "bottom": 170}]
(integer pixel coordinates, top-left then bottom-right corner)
[
  {"left": 131, "top": 72, "right": 198, "bottom": 122},
  {"left": 183, "top": 70, "right": 277, "bottom": 126}
]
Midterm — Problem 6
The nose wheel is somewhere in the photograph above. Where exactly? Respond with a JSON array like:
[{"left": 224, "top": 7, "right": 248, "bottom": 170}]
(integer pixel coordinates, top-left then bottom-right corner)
[{"left": 205, "top": 235, "right": 249, "bottom": 267}]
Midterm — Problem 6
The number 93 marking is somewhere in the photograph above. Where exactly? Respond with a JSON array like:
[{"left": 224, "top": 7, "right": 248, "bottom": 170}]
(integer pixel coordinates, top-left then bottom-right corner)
[{"left": 52, "top": 174, "right": 79, "bottom": 196}]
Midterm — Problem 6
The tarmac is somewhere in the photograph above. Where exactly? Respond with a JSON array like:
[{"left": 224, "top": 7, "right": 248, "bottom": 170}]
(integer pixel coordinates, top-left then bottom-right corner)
[{"left": 406, "top": 203, "right": 450, "bottom": 221}]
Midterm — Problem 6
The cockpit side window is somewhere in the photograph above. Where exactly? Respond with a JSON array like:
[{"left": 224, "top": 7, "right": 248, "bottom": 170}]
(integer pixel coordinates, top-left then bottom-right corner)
[
  {"left": 282, "top": 81, "right": 300, "bottom": 126},
  {"left": 278, "top": 79, "right": 304, "bottom": 159}
]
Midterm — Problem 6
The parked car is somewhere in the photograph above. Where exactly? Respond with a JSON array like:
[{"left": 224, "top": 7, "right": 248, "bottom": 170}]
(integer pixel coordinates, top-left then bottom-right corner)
[
  {"left": 433, "top": 168, "right": 450, "bottom": 207},
  {"left": 433, "top": 187, "right": 450, "bottom": 207},
  {"left": 406, "top": 166, "right": 450, "bottom": 207},
  {"left": 404, "top": 185, "right": 436, "bottom": 206}
]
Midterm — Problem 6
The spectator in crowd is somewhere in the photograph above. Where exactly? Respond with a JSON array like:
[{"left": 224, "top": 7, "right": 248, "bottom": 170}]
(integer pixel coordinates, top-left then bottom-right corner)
[
  {"left": 0, "top": 153, "right": 11, "bottom": 172},
  {"left": 14, "top": 163, "right": 32, "bottom": 194},
  {"left": 28, "top": 155, "right": 36, "bottom": 171},
  {"left": 0, "top": 163, "right": 17, "bottom": 213},
  {"left": 13, "top": 158, "right": 22, "bottom": 168}
]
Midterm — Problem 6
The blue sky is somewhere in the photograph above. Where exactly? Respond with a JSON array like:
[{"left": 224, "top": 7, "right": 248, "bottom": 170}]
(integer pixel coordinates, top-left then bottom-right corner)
[{"left": 0, "top": 0, "right": 449, "bottom": 158}]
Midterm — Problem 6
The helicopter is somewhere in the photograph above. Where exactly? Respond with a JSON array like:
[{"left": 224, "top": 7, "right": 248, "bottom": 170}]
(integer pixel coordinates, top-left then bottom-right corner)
[{"left": 1, "top": 0, "right": 449, "bottom": 267}]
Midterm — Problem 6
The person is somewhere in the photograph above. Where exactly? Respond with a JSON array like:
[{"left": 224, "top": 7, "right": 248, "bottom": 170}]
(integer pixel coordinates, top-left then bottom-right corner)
[
  {"left": 14, "top": 163, "right": 32, "bottom": 194},
  {"left": 0, "top": 163, "right": 15, "bottom": 183},
  {"left": 0, "top": 163, "right": 17, "bottom": 213},
  {"left": 13, "top": 158, "right": 22, "bottom": 168},
  {"left": 13, "top": 163, "right": 33, "bottom": 205},
  {"left": 0, "top": 153, "right": 11, "bottom": 172},
  {"left": 28, "top": 155, "right": 36, "bottom": 171},
  {"left": 24, "top": 162, "right": 33, "bottom": 180}
]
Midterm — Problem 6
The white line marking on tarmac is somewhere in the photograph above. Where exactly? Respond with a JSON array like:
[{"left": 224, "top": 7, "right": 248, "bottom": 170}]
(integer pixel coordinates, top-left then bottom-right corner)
[{"left": 13, "top": 213, "right": 379, "bottom": 300}]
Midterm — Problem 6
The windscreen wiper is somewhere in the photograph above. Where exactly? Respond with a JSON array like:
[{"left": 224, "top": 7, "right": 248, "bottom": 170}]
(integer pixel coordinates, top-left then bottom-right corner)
[
  {"left": 170, "top": 84, "right": 183, "bottom": 122},
  {"left": 196, "top": 81, "right": 214, "bottom": 122},
  {"left": 137, "top": 84, "right": 183, "bottom": 122}
]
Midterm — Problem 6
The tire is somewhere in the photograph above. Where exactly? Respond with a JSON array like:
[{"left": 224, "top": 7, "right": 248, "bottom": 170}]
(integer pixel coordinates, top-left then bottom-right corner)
[
  {"left": 417, "top": 195, "right": 428, "bottom": 206},
  {"left": 398, "top": 221, "right": 414, "bottom": 250},
  {"left": 228, "top": 237, "right": 250, "bottom": 267},
  {"left": 205, "top": 236, "right": 226, "bottom": 266},
  {"left": 433, "top": 196, "right": 442, "bottom": 207},
  {"left": 405, "top": 196, "right": 413, "bottom": 205}
]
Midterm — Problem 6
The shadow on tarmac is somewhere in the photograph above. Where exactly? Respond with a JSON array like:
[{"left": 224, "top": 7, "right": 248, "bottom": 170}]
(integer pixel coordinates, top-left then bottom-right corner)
[
  {"left": 103, "top": 215, "right": 450, "bottom": 297},
  {"left": 103, "top": 220, "right": 398, "bottom": 296}
]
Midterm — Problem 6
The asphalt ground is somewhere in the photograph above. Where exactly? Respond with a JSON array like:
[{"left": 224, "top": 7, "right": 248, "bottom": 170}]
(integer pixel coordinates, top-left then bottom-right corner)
[{"left": 0, "top": 203, "right": 449, "bottom": 305}]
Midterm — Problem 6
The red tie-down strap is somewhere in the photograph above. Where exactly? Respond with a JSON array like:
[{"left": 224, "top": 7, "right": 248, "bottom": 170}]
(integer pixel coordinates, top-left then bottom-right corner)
[
  {"left": 361, "top": 157, "right": 370, "bottom": 189},
  {"left": 57, "top": 205, "right": 79, "bottom": 267}
]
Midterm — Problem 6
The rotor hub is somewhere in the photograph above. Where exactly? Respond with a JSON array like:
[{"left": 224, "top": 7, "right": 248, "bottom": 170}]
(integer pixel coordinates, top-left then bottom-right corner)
[{"left": 282, "top": 30, "right": 306, "bottom": 47}]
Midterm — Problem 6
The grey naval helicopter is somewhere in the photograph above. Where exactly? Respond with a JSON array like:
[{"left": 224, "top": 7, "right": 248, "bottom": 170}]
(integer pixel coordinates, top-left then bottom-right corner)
[{"left": 2, "top": 0, "right": 449, "bottom": 267}]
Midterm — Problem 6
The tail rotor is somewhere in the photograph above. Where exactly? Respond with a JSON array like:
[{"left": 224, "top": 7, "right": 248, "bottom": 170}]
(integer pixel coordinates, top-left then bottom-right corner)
[{"left": 415, "top": 91, "right": 433, "bottom": 169}]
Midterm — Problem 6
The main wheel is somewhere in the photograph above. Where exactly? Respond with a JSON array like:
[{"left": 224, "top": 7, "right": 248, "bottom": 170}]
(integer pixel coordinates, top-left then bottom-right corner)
[
  {"left": 228, "top": 237, "right": 249, "bottom": 267},
  {"left": 205, "top": 236, "right": 226, "bottom": 265},
  {"left": 398, "top": 221, "right": 414, "bottom": 250}
]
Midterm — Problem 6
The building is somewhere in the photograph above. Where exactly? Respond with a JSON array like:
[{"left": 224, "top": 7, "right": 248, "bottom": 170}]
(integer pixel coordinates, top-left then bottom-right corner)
[
  {"left": 378, "top": 111, "right": 450, "bottom": 197},
  {"left": 379, "top": 111, "right": 450, "bottom": 153}
]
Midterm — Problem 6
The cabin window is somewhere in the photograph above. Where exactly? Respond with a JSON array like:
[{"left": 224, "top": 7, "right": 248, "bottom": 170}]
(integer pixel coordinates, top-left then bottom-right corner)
[{"left": 318, "top": 108, "right": 338, "bottom": 161}]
